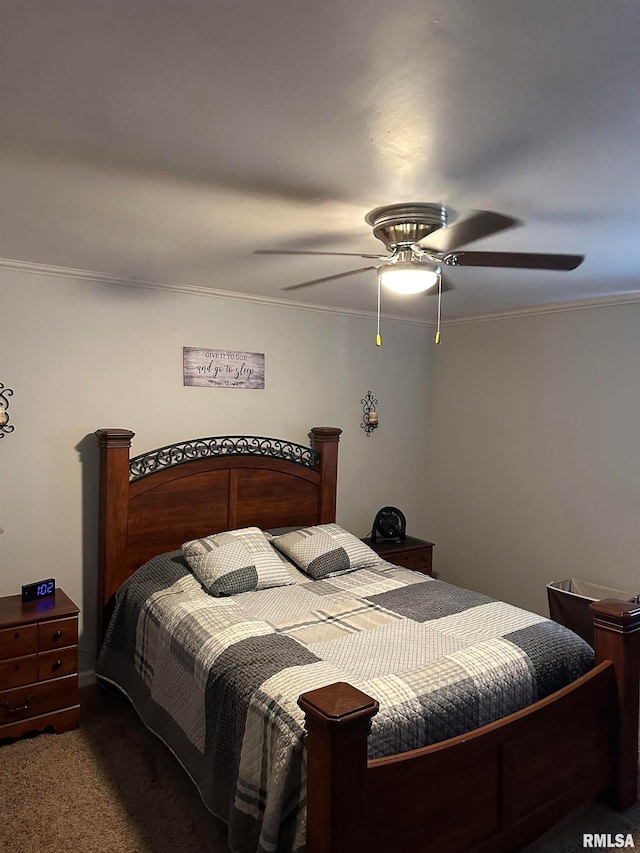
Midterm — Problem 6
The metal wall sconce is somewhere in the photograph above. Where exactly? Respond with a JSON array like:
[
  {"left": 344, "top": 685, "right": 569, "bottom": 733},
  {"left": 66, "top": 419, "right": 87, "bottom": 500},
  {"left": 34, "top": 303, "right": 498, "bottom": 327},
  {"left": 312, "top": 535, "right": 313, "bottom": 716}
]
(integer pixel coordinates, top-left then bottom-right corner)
[
  {"left": 361, "top": 391, "right": 379, "bottom": 437},
  {"left": 0, "top": 384, "right": 15, "bottom": 438}
]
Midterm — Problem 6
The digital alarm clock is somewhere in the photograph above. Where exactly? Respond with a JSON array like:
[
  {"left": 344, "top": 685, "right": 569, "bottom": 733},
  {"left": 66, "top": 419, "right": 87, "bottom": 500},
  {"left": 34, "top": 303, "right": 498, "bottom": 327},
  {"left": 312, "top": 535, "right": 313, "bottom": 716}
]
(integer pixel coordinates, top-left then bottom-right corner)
[{"left": 21, "top": 578, "right": 56, "bottom": 603}]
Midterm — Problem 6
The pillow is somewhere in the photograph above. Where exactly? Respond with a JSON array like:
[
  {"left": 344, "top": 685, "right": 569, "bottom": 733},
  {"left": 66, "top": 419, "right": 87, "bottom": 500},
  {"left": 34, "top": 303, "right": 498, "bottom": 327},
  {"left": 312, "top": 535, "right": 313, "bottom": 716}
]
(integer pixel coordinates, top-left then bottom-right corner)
[
  {"left": 265, "top": 526, "right": 305, "bottom": 537},
  {"left": 182, "top": 526, "right": 294, "bottom": 596},
  {"left": 269, "top": 523, "right": 380, "bottom": 579}
]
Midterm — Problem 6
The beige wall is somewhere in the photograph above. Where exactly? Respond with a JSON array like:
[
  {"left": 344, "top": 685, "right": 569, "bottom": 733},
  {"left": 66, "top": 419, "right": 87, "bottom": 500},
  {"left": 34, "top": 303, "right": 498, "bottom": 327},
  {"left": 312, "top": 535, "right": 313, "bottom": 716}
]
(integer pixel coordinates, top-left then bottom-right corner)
[
  {"left": 426, "top": 301, "right": 640, "bottom": 615},
  {"left": 0, "top": 266, "right": 432, "bottom": 676},
  {"left": 1, "top": 267, "right": 639, "bottom": 680}
]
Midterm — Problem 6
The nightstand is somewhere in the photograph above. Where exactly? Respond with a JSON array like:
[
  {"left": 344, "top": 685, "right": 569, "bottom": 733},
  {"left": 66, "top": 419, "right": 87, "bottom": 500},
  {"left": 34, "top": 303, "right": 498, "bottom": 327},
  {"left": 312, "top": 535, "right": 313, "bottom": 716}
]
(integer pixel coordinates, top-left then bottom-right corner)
[
  {"left": 0, "top": 589, "right": 80, "bottom": 741},
  {"left": 363, "top": 536, "right": 434, "bottom": 575}
]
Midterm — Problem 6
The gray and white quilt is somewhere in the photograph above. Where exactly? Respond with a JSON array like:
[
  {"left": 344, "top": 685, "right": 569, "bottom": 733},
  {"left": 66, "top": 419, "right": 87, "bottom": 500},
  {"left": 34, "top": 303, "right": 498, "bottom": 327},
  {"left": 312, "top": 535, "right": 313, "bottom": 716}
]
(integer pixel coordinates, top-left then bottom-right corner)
[{"left": 96, "top": 550, "right": 594, "bottom": 853}]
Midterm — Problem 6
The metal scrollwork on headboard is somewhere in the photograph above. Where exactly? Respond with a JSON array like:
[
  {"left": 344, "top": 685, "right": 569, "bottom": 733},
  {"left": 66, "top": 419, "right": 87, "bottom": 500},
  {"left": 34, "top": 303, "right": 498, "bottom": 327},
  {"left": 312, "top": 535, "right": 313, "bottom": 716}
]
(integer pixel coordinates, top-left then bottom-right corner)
[{"left": 129, "top": 435, "right": 321, "bottom": 482}]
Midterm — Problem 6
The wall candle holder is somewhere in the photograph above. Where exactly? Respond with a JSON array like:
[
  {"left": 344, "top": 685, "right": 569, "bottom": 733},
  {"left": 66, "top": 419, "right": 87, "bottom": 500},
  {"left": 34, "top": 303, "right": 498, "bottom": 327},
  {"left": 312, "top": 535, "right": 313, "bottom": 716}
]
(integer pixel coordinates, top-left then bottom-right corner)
[
  {"left": 361, "top": 391, "right": 379, "bottom": 437},
  {"left": 0, "top": 384, "right": 15, "bottom": 438}
]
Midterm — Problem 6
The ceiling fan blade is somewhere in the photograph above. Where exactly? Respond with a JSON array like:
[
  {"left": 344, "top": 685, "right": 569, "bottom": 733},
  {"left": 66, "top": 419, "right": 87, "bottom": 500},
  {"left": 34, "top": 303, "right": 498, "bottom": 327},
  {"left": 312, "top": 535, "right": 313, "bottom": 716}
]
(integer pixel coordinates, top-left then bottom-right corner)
[
  {"left": 419, "top": 211, "right": 520, "bottom": 253},
  {"left": 443, "top": 251, "right": 584, "bottom": 270},
  {"left": 282, "top": 265, "right": 377, "bottom": 291},
  {"left": 255, "top": 249, "right": 384, "bottom": 259}
]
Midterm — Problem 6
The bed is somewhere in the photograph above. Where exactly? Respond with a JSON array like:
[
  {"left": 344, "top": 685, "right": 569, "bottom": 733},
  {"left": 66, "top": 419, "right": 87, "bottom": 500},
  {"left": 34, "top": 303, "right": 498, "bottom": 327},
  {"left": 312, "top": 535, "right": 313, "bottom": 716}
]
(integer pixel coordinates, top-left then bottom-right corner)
[{"left": 95, "top": 426, "right": 640, "bottom": 853}]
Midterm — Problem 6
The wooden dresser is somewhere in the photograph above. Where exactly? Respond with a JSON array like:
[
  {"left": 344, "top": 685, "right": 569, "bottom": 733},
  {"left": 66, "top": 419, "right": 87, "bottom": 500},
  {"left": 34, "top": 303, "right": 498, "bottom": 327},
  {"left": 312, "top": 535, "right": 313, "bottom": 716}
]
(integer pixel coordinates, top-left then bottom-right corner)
[
  {"left": 0, "top": 589, "right": 80, "bottom": 741},
  {"left": 363, "top": 535, "right": 434, "bottom": 575}
]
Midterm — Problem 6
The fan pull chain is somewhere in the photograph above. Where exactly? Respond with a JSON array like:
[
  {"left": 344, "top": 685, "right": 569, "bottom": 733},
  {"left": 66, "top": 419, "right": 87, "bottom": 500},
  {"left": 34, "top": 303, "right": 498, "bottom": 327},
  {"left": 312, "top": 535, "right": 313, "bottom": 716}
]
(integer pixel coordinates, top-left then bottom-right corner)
[
  {"left": 435, "top": 269, "right": 442, "bottom": 345},
  {"left": 376, "top": 273, "right": 382, "bottom": 346}
]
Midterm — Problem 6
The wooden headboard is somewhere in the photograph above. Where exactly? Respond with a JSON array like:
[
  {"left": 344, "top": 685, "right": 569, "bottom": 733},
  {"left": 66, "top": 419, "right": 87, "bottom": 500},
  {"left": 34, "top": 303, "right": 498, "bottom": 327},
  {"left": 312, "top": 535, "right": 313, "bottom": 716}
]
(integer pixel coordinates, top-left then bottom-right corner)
[{"left": 95, "top": 426, "right": 342, "bottom": 638}]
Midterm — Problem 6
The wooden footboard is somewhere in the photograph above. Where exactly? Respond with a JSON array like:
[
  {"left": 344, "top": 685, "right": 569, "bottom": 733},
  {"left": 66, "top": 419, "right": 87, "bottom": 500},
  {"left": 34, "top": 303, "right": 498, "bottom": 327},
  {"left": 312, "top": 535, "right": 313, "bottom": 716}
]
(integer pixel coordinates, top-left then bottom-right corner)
[{"left": 299, "top": 599, "right": 640, "bottom": 853}]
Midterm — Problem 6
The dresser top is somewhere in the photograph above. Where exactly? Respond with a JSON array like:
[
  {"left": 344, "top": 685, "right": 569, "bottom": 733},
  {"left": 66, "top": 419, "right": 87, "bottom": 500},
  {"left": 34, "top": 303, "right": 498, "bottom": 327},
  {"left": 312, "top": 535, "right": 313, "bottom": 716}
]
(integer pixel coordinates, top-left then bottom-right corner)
[{"left": 0, "top": 589, "right": 80, "bottom": 628}]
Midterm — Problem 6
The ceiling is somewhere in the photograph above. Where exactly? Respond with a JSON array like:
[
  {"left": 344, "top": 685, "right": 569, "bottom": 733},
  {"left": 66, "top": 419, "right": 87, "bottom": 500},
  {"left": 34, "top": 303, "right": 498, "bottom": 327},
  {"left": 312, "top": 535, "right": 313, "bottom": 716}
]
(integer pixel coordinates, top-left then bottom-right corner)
[{"left": 1, "top": 0, "right": 639, "bottom": 321}]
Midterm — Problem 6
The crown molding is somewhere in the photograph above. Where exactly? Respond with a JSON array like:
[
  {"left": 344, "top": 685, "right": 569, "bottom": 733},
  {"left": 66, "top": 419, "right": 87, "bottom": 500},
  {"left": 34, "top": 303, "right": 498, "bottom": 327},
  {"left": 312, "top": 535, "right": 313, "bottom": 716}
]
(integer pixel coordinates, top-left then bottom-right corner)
[
  {"left": 0, "top": 257, "right": 429, "bottom": 326},
  {"left": 444, "top": 291, "right": 640, "bottom": 325},
  {"left": 2, "top": 257, "right": 638, "bottom": 327}
]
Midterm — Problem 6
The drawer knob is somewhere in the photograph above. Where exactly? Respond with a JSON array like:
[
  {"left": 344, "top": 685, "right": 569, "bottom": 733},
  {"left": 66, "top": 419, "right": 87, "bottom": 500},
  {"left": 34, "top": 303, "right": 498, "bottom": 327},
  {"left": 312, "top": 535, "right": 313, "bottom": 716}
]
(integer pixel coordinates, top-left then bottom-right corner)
[
  {"left": 52, "top": 659, "right": 63, "bottom": 671},
  {"left": 14, "top": 631, "right": 20, "bottom": 640},
  {"left": 52, "top": 629, "right": 63, "bottom": 641},
  {"left": 1, "top": 695, "right": 34, "bottom": 717}
]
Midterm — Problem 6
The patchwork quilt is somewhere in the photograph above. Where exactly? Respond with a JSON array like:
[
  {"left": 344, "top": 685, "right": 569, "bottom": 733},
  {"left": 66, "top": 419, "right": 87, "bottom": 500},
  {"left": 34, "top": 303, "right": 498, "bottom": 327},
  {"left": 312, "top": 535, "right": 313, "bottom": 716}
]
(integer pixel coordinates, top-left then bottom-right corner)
[{"left": 96, "top": 550, "right": 594, "bottom": 853}]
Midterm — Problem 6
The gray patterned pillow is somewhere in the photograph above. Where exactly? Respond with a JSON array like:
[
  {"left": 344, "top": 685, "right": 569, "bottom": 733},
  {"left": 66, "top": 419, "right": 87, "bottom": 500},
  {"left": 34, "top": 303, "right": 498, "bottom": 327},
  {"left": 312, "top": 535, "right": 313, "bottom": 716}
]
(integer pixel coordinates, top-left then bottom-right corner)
[
  {"left": 182, "top": 527, "right": 294, "bottom": 596},
  {"left": 269, "top": 523, "right": 381, "bottom": 579}
]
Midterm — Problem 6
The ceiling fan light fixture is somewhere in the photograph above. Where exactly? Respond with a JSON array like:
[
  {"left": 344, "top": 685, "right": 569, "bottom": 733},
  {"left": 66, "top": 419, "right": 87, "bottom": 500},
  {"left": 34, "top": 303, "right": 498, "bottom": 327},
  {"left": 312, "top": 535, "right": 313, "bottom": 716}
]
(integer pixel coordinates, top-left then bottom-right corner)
[{"left": 378, "top": 262, "right": 439, "bottom": 294}]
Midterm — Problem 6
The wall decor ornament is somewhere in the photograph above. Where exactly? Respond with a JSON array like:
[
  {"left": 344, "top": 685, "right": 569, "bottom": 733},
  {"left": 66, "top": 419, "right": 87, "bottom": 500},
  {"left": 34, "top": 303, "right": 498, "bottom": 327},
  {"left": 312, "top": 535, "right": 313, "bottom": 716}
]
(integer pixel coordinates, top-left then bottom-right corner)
[
  {"left": 361, "top": 391, "right": 379, "bottom": 437},
  {"left": 0, "top": 384, "right": 14, "bottom": 438},
  {"left": 183, "top": 347, "right": 265, "bottom": 389}
]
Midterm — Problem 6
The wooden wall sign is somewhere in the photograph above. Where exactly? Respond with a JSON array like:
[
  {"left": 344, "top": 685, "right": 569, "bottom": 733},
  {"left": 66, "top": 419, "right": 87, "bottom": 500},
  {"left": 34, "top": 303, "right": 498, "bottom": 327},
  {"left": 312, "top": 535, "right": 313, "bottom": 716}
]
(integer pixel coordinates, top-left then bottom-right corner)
[{"left": 183, "top": 347, "right": 265, "bottom": 389}]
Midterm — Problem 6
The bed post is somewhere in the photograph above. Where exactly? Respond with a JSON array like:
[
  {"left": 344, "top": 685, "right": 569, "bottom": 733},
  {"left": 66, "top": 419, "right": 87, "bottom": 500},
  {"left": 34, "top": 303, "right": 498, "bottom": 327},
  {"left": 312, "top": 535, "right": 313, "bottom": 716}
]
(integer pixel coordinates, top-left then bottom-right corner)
[
  {"left": 310, "top": 427, "right": 342, "bottom": 523},
  {"left": 298, "top": 682, "right": 378, "bottom": 853},
  {"left": 591, "top": 598, "right": 640, "bottom": 810},
  {"left": 95, "top": 428, "right": 135, "bottom": 642}
]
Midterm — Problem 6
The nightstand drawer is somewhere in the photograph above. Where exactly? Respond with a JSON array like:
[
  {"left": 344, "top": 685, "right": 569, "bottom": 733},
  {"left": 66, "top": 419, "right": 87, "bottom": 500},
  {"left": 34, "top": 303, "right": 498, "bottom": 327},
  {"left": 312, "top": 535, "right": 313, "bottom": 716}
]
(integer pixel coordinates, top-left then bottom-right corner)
[
  {"left": 0, "top": 624, "right": 38, "bottom": 660},
  {"left": 0, "top": 674, "right": 78, "bottom": 725},
  {"left": 38, "top": 646, "right": 78, "bottom": 680},
  {"left": 363, "top": 535, "right": 434, "bottom": 576},
  {"left": 39, "top": 617, "right": 78, "bottom": 651},
  {"left": 397, "top": 551, "right": 433, "bottom": 573},
  {"left": 0, "top": 589, "right": 80, "bottom": 741},
  {"left": 0, "top": 655, "right": 38, "bottom": 688}
]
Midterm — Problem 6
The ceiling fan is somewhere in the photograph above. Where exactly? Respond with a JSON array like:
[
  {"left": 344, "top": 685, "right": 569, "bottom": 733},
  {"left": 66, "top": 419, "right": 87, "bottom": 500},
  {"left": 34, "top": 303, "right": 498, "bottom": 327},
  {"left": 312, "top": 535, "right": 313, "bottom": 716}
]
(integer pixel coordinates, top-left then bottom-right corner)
[{"left": 255, "top": 202, "right": 585, "bottom": 295}]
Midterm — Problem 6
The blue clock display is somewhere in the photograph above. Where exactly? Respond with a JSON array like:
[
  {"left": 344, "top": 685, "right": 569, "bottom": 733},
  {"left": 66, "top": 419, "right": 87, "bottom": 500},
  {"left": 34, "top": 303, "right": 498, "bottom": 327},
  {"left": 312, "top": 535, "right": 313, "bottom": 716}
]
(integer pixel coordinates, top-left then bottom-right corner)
[{"left": 22, "top": 578, "right": 56, "bottom": 603}]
